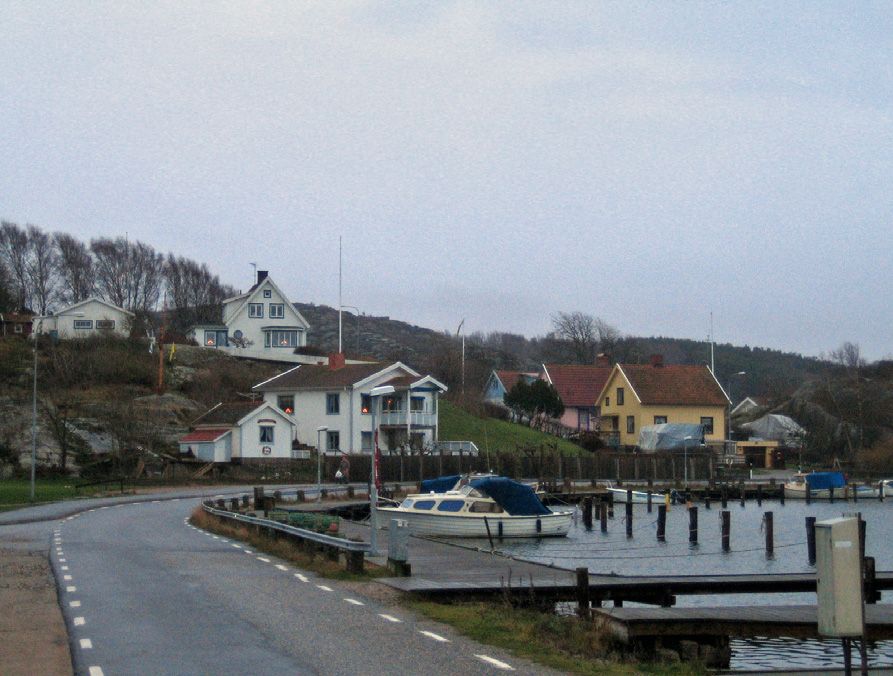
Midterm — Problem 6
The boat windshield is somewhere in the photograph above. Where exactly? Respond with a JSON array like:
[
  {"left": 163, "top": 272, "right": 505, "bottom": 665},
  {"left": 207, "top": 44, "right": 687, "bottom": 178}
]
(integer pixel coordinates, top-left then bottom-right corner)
[
  {"left": 413, "top": 500, "right": 435, "bottom": 510},
  {"left": 436, "top": 500, "right": 465, "bottom": 512}
]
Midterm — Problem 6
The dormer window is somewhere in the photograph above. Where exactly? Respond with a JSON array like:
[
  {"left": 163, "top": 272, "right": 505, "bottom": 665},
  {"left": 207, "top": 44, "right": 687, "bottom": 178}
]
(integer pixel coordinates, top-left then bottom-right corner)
[{"left": 249, "top": 303, "right": 264, "bottom": 318}]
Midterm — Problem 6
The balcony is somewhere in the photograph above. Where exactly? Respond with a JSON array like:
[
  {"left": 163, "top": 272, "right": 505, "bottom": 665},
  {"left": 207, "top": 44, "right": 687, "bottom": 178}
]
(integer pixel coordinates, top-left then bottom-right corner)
[{"left": 378, "top": 410, "right": 438, "bottom": 428}]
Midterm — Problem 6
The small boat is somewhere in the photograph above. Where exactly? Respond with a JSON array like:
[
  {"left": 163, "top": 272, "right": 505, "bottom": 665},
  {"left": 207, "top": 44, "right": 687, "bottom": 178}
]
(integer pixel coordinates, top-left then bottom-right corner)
[
  {"left": 784, "top": 472, "right": 878, "bottom": 500},
  {"left": 376, "top": 475, "right": 574, "bottom": 538},
  {"left": 604, "top": 483, "right": 683, "bottom": 504},
  {"left": 880, "top": 479, "right": 893, "bottom": 499}
]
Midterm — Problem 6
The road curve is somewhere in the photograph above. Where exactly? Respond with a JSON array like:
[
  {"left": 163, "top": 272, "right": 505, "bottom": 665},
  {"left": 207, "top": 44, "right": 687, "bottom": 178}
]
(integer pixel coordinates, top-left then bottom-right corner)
[{"left": 48, "top": 496, "right": 571, "bottom": 676}]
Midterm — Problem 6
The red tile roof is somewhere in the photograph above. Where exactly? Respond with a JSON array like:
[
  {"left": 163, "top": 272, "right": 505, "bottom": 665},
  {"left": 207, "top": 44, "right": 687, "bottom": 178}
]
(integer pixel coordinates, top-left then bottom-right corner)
[
  {"left": 253, "top": 362, "right": 398, "bottom": 391},
  {"left": 620, "top": 364, "right": 728, "bottom": 406},
  {"left": 494, "top": 371, "right": 536, "bottom": 393},
  {"left": 179, "top": 429, "right": 230, "bottom": 443},
  {"left": 542, "top": 364, "right": 614, "bottom": 407}
]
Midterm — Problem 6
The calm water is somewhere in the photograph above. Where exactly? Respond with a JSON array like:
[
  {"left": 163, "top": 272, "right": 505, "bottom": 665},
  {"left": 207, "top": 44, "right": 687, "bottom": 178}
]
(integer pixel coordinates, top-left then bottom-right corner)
[{"left": 462, "top": 498, "right": 893, "bottom": 671}]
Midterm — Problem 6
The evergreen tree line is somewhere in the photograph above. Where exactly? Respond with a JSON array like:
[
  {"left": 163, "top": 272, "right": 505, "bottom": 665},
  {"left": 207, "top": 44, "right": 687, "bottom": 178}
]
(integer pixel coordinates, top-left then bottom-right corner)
[{"left": 0, "top": 221, "right": 236, "bottom": 334}]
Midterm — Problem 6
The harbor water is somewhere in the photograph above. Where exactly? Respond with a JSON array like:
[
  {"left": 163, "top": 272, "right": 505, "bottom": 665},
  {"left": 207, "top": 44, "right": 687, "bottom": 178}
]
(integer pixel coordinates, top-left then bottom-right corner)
[{"left": 464, "top": 497, "right": 893, "bottom": 671}]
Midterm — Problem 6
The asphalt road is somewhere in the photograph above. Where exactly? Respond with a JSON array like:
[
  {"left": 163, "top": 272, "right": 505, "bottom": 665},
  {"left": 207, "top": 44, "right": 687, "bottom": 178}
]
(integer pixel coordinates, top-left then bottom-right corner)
[{"left": 22, "top": 494, "right": 571, "bottom": 676}]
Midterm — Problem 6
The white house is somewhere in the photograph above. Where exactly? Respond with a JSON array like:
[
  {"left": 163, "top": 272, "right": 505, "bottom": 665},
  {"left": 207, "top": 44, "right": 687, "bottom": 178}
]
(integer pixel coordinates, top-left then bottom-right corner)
[
  {"left": 32, "top": 297, "right": 134, "bottom": 339},
  {"left": 187, "top": 271, "right": 318, "bottom": 364},
  {"left": 178, "top": 401, "right": 299, "bottom": 463},
  {"left": 252, "top": 355, "right": 448, "bottom": 455}
]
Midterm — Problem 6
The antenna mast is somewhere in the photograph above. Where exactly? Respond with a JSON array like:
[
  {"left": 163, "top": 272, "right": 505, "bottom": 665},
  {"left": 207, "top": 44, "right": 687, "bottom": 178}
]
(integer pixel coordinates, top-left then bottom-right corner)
[{"left": 338, "top": 236, "right": 343, "bottom": 354}]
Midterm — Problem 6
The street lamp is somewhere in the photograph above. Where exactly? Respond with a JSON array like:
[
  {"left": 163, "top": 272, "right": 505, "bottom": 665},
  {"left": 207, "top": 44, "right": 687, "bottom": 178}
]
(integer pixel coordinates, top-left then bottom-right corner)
[
  {"left": 316, "top": 426, "right": 328, "bottom": 502},
  {"left": 368, "top": 384, "right": 395, "bottom": 556}
]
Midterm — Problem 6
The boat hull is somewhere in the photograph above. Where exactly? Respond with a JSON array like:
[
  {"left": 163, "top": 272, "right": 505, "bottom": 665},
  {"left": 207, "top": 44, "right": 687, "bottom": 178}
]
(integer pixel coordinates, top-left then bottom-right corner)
[
  {"left": 784, "top": 485, "right": 879, "bottom": 500},
  {"left": 376, "top": 507, "right": 573, "bottom": 538},
  {"left": 608, "top": 487, "right": 676, "bottom": 504}
]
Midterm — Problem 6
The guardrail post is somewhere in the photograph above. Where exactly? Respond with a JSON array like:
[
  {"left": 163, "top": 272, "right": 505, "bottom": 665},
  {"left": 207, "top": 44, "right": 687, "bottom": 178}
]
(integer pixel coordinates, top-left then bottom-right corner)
[
  {"left": 253, "top": 486, "right": 264, "bottom": 509},
  {"left": 348, "top": 549, "right": 364, "bottom": 575},
  {"left": 230, "top": 497, "right": 239, "bottom": 510}
]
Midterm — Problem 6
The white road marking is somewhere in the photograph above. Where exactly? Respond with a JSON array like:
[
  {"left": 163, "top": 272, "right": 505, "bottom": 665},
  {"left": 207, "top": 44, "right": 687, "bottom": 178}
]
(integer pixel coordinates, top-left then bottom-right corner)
[
  {"left": 230, "top": 544, "right": 242, "bottom": 548},
  {"left": 295, "top": 574, "right": 308, "bottom": 582},
  {"left": 419, "top": 630, "right": 449, "bottom": 642},
  {"left": 475, "top": 655, "right": 514, "bottom": 670},
  {"left": 89, "top": 667, "right": 104, "bottom": 676},
  {"left": 256, "top": 557, "right": 270, "bottom": 563},
  {"left": 275, "top": 564, "right": 288, "bottom": 571},
  {"left": 70, "top": 601, "right": 81, "bottom": 608},
  {"left": 344, "top": 598, "right": 365, "bottom": 606},
  {"left": 61, "top": 566, "right": 69, "bottom": 571},
  {"left": 74, "top": 617, "right": 85, "bottom": 626},
  {"left": 64, "top": 575, "right": 73, "bottom": 581},
  {"left": 80, "top": 638, "right": 93, "bottom": 649},
  {"left": 316, "top": 585, "right": 334, "bottom": 592},
  {"left": 66, "top": 586, "right": 77, "bottom": 592},
  {"left": 379, "top": 614, "right": 402, "bottom": 623}
]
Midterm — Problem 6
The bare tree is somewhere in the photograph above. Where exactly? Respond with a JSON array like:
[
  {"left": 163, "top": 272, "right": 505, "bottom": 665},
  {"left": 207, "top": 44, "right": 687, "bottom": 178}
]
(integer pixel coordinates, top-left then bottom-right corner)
[
  {"left": 0, "top": 221, "right": 30, "bottom": 309},
  {"left": 26, "top": 225, "right": 59, "bottom": 314},
  {"left": 91, "top": 237, "right": 163, "bottom": 312},
  {"left": 164, "top": 255, "right": 232, "bottom": 330},
  {"left": 55, "top": 232, "right": 94, "bottom": 303},
  {"left": 551, "top": 311, "right": 597, "bottom": 364},
  {"left": 829, "top": 342, "right": 866, "bottom": 373}
]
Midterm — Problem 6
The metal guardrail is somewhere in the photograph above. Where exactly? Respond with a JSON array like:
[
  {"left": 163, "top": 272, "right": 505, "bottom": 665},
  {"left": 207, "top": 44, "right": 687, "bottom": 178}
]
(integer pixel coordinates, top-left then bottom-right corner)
[{"left": 202, "top": 500, "right": 370, "bottom": 553}]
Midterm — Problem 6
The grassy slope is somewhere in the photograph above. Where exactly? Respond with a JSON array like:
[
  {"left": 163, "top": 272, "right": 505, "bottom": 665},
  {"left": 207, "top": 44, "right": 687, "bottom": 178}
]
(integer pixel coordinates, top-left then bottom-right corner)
[{"left": 438, "top": 400, "right": 583, "bottom": 456}]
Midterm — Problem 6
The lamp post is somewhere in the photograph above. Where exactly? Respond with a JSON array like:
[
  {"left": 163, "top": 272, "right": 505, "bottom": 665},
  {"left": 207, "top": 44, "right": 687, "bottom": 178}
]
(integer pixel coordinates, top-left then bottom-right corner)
[
  {"left": 316, "top": 426, "right": 328, "bottom": 502},
  {"left": 369, "top": 384, "right": 395, "bottom": 556},
  {"left": 31, "top": 320, "right": 42, "bottom": 502}
]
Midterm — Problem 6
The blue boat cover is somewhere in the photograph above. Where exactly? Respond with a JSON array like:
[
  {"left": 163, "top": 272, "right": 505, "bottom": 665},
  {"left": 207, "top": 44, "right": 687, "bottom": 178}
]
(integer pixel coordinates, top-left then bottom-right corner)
[
  {"left": 469, "top": 477, "right": 552, "bottom": 516},
  {"left": 421, "top": 475, "right": 462, "bottom": 493},
  {"left": 805, "top": 472, "right": 847, "bottom": 490}
]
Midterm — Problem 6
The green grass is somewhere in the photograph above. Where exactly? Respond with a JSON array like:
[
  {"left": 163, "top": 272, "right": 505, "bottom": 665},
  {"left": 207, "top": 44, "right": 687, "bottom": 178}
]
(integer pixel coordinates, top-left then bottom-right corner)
[
  {"left": 439, "top": 400, "right": 584, "bottom": 456},
  {"left": 0, "top": 477, "right": 82, "bottom": 510}
]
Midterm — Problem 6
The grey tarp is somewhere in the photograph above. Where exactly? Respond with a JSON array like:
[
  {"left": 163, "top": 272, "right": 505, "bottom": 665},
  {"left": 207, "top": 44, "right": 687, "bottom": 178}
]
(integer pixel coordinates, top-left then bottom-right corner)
[
  {"left": 741, "top": 414, "right": 805, "bottom": 442},
  {"left": 637, "top": 423, "right": 705, "bottom": 452}
]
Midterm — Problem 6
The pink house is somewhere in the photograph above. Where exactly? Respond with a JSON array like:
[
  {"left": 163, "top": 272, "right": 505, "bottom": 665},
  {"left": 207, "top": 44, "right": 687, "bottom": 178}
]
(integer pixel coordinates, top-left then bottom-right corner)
[{"left": 539, "top": 363, "right": 613, "bottom": 431}]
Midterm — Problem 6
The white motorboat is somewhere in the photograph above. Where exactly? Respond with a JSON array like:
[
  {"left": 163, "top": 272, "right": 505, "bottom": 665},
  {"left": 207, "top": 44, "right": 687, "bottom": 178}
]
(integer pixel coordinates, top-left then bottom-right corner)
[
  {"left": 604, "top": 482, "right": 682, "bottom": 505},
  {"left": 376, "top": 475, "right": 574, "bottom": 538},
  {"left": 784, "top": 472, "right": 879, "bottom": 499}
]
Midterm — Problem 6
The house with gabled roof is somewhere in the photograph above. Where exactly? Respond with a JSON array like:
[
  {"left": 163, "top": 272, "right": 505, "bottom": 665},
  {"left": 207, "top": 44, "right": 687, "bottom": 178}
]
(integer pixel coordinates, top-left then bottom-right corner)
[
  {"left": 32, "top": 297, "right": 134, "bottom": 339},
  {"left": 540, "top": 363, "right": 614, "bottom": 431},
  {"left": 187, "top": 271, "right": 318, "bottom": 364},
  {"left": 482, "top": 370, "right": 538, "bottom": 405},
  {"left": 178, "top": 400, "right": 298, "bottom": 463},
  {"left": 595, "top": 355, "right": 730, "bottom": 448},
  {"left": 252, "top": 354, "right": 448, "bottom": 455}
]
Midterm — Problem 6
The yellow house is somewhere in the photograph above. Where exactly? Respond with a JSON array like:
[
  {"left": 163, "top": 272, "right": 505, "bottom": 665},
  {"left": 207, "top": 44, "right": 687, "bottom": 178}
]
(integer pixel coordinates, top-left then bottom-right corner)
[{"left": 596, "top": 356, "right": 730, "bottom": 448}]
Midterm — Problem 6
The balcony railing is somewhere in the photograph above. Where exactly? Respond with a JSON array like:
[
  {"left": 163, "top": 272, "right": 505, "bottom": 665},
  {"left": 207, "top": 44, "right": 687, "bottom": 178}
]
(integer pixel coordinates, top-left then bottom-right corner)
[{"left": 379, "top": 410, "right": 438, "bottom": 428}]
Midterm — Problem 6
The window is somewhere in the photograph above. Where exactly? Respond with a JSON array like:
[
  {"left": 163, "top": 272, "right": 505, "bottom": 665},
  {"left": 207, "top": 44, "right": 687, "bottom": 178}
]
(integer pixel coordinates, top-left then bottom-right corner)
[
  {"left": 700, "top": 417, "right": 714, "bottom": 435},
  {"left": 654, "top": 415, "right": 668, "bottom": 425},
  {"left": 326, "top": 430, "right": 340, "bottom": 451},
  {"left": 361, "top": 394, "right": 372, "bottom": 414},
  {"left": 413, "top": 500, "right": 435, "bottom": 511},
  {"left": 410, "top": 396, "right": 425, "bottom": 412},
  {"left": 616, "top": 387, "right": 625, "bottom": 406},
  {"left": 13, "top": 324, "right": 23, "bottom": 334},
  {"left": 627, "top": 415, "right": 635, "bottom": 434},
  {"left": 277, "top": 395, "right": 294, "bottom": 414},
  {"left": 436, "top": 500, "right": 465, "bottom": 512},
  {"left": 73, "top": 319, "right": 93, "bottom": 329},
  {"left": 326, "top": 393, "right": 340, "bottom": 415},
  {"left": 269, "top": 303, "right": 285, "bottom": 318},
  {"left": 96, "top": 320, "right": 115, "bottom": 330},
  {"left": 604, "top": 397, "right": 610, "bottom": 407},
  {"left": 382, "top": 396, "right": 400, "bottom": 412},
  {"left": 265, "top": 330, "right": 297, "bottom": 348},
  {"left": 263, "top": 289, "right": 272, "bottom": 298},
  {"left": 259, "top": 426, "right": 274, "bottom": 443},
  {"left": 361, "top": 431, "right": 372, "bottom": 451},
  {"left": 249, "top": 303, "right": 264, "bottom": 318}
]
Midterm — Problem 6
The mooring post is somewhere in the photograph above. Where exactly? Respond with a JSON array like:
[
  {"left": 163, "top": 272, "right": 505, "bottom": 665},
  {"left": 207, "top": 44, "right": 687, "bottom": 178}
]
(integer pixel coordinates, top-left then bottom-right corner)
[
  {"left": 657, "top": 504, "right": 666, "bottom": 542},
  {"left": 647, "top": 490, "right": 653, "bottom": 513},
  {"left": 607, "top": 492, "right": 615, "bottom": 519},
  {"left": 626, "top": 489, "right": 633, "bottom": 505},
  {"left": 779, "top": 484, "right": 785, "bottom": 505},
  {"left": 806, "top": 516, "right": 817, "bottom": 565},
  {"left": 626, "top": 501, "right": 633, "bottom": 538},
  {"left": 600, "top": 501, "right": 608, "bottom": 533},
  {"left": 765, "top": 511, "right": 774, "bottom": 558},
  {"left": 576, "top": 567, "right": 590, "bottom": 619},
  {"left": 721, "top": 489, "right": 728, "bottom": 509},
  {"left": 689, "top": 505, "right": 698, "bottom": 544},
  {"left": 852, "top": 484, "right": 858, "bottom": 503},
  {"left": 829, "top": 485, "right": 835, "bottom": 503},
  {"left": 739, "top": 485, "right": 746, "bottom": 508},
  {"left": 757, "top": 484, "right": 762, "bottom": 506},
  {"left": 721, "top": 510, "right": 731, "bottom": 552},
  {"left": 806, "top": 483, "right": 812, "bottom": 505},
  {"left": 705, "top": 492, "right": 711, "bottom": 509},
  {"left": 582, "top": 497, "right": 593, "bottom": 530}
]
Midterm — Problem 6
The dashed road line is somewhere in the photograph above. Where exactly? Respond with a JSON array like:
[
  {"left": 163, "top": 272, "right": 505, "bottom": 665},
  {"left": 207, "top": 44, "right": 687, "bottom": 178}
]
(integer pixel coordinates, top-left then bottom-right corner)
[
  {"left": 89, "top": 666, "right": 105, "bottom": 676},
  {"left": 70, "top": 601, "right": 81, "bottom": 608},
  {"left": 74, "top": 617, "right": 85, "bottom": 626},
  {"left": 80, "top": 638, "right": 93, "bottom": 649},
  {"left": 316, "top": 585, "right": 333, "bottom": 592},
  {"left": 275, "top": 564, "right": 288, "bottom": 571},
  {"left": 344, "top": 598, "right": 365, "bottom": 606},
  {"left": 379, "top": 614, "right": 402, "bottom": 623},
  {"left": 295, "top": 574, "right": 309, "bottom": 582},
  {"left": 256, "top": 557, "right": 271, "bottom": 563},
  {"left": 419, "top": 630, "right": 449, "bottom": 642},
  {"left": 475, "top": 654, "right": 514, "bottom": 670},
  {"left": 66, "top": 586, "right": 77, "bottom": 593}
]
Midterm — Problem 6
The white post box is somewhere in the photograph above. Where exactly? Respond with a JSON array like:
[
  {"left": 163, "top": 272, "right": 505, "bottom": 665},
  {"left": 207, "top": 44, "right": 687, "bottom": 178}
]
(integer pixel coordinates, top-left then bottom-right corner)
[{"left": 815, "top": 517, "right": 864, "bottom": 638}]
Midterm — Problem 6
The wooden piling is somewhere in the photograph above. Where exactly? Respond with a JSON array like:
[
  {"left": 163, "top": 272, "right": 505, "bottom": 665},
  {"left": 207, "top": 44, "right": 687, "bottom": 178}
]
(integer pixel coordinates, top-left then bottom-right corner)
[
  {"left": 647, "top": 490, "right": 653, "bottom": 513},
  {"left": 689, "top": 506, "right": 698, "bottom": 545},
  {"left": 721, "top": 489, "right": 728, "bottom": 509},
  {"left": 705, "top": 493, "right": 711, "bottom": 509},
  {"left": 806, "top": 516, "right": 817, "bottom": 565},
  {"left": 626, "top": 501, "right": 633, "bottom": 538},
  {"left": 576, "top": 567, "right": 590, "bottom": 619},
  {"left": 721, "top": 510, "right": 731, "bottom": 552},
  {"left": 852, "top": 484, "right": 858, "bottom": 503},
  {"left": 600, "top": 501, "right": 608, "bottom": 533},
  {"left": 582, "top": 497, "right": 593, "bottom": 530},
  {"left": 757, "top": 484, "right": 763, "bottom": 506},
  {"left": 765, "top": 511, "right": 774, "bottom": 558},
  {"left": 657, "top": 505, "right": 666, "bottom": 542},
  {"left": 780, "top": 485, "right": 785, "bottom": 505}
]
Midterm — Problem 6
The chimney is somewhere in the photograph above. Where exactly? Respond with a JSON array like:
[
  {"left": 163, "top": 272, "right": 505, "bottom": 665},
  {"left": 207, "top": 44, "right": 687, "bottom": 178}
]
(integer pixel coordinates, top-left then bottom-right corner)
[
  {"left": 650, "top": 354, "right": 664, "bottom": 367},
  {"left": 257, "top": 270, "right": 268, "bottom": 284},
  {"left": 596, "top": 353, "right": 611, "bottom": 366},
  {"left": 328, "top": 353, "right": 346, "bottom": 370}
]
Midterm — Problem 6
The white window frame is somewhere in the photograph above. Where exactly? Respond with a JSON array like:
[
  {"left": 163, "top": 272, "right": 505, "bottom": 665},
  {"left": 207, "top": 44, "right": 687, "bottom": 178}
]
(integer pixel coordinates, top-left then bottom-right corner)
[
  {"left": 96, "top": 319, "right": 115, "bottom": 330},
  {"left": 249, "top": 303, "right": 264, "bottom": 318},
  {"left": 269, "top": 303, "right": 285, "bottom": 318},
  {"left": 73, "top": 319, "right": 93, "bottom": 330},
  {"left": 259, "top": 425, "right": 274, "bottom": 443},
  {"left": 326, "top": 393, "right": 340, "bottom": 415},
  {"left": 327, "top": 430, "right": 340, "bottom": 451}
]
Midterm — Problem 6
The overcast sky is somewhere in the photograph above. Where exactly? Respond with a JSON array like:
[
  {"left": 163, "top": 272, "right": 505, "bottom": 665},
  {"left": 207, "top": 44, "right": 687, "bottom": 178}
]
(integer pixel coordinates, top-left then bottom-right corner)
[{"left": 2, "top": 2, "right": 890, "bottom": 360}]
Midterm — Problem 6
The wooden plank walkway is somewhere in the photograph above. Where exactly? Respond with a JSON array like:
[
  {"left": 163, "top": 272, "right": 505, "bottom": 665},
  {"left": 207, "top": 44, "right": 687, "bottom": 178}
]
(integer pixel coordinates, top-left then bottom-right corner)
[{"left": 596, "top": 604, "right": 893, "bottom": 642}]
